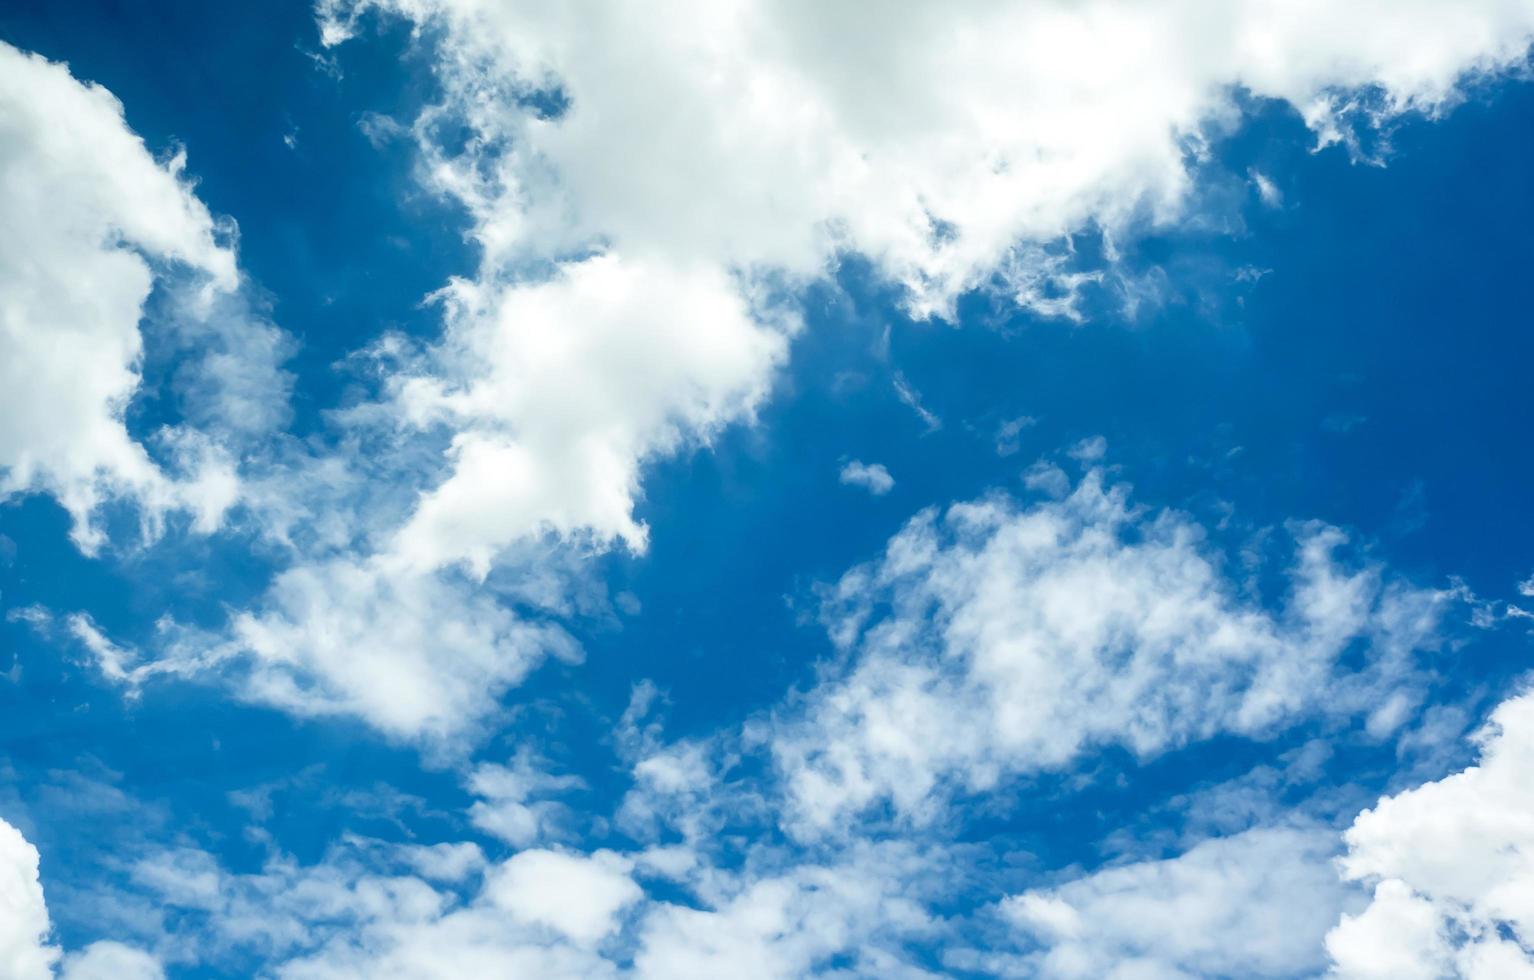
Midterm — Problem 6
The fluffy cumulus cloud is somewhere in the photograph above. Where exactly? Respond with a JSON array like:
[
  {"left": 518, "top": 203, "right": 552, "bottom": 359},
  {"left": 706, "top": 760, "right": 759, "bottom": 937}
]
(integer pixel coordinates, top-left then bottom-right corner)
[
  {"left": 1328, "top": 689, "right": 1534, "bottom": 979},
  {"left": 147, "top": 0, "right": 1512, "bottom": 746},
  {"left": 67, "top": 0, "right": 1529, "bottom": 744},
  {"left": 0, "top": 817, "right": 164, "bottom": 979},
  {"left": 142, "top": 251, "right": 785, "bottom": 746},
  {"left": 10, "top": 5, "right": 1534, "bottom": 975},
  {"left": 997, "top": 825, "right": 1351, "bottom": 979},
  {"left": 385, "top": 254, "right": 791, "bottom": 575},
  {"left": 218, "top": 558, "right": 581, "bottom": 744},
  {"left": 0, "top": 817, "right": 58, "bottom": 979},
  {"left": 106, "top": 820, "right": 945, "bottom": 980},
  {"left": 839, "top": 460, "right": 895, "bottom": 496},
  {"left": 234, "top": 848, "right": 639, "bottom": 979},
  {"left": 0, "top": 43, "right": 283, "bottom": 551},
  {"left": 772, "top": 466, "right": 1447, "bottom": 834},
  {"left": 59, "top": 942, "right": 166, "bottom": 980},
  {"left": 629, "top": 843, "right": 940, "bottom": 980},
  {"left": 318, "top": 0, "right": 1534, "bottom": 318}
]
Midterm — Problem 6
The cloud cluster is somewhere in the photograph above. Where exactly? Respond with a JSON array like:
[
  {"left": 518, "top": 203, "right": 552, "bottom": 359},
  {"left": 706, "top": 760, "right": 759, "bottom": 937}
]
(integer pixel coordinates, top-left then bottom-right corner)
[
  {"left": 319, "top": 0, "right": 1534, "bottom": 319},
  {"left": 108, "top": 818, "right": 946, "bottom": 980},
  {"left": 0, "top": 817, "right": 57, "bottom": 979},
  {"left": 772, "top": 466, "right": 1447, "bottom": 834},
  {"left": 0, "top": 816, "right": 162, "bottom": 980},
  {"left": 839, "top": 460, "right": 895, "bottom": 496},
  {"left": 0, "top": 43, "right": 286, "bottom": 551},
  {"left": 187, "top": 0, "right": 1527, "bottom": 746},
  {"left": 28, "top": 0, "right": 1534, "bottom": 745},
  {"left": 383, "top": 254, "right": 791, "bottom": 575},
  {"left": 999, "top": 824, "right": 1350, "bottom": 979},
  {"left": 9, "top": 5, "right": 1534, "bottom": 973},
  {"left": 1328, "top": 689, "right": 1534, "bottom": 978}
]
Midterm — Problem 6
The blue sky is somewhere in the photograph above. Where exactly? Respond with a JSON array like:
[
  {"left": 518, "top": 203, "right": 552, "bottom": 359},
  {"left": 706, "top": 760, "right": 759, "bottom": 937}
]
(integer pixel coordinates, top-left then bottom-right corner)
[{"left": 1, "top": 2, "right": 1533, "bottom": 978}]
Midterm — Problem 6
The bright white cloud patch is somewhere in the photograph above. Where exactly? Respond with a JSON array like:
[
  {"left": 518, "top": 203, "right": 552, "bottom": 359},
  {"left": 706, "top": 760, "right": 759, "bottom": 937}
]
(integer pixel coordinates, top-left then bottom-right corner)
[
  {"left": 773, "top": 467, "right": 1447, "bottom": 834},
  {"left": 467, "top": 751, "right": 582, "bottom": 847},
  {"left": 59, "top": 942, "right": 166, "bottom": 980},
  {"left": 1328, "top": 689, "right": 1534, "bottom": 978},
  {"left": 199, "top": 0, "right": 1528, "bottom": 747},
  {"left": 0, "top": 43, "right": 262, "bottom": 551},
  {"left": 214, "top": 558, "right": 579, "bottom": 745},
  {"left": 320, "top": 0, "right": 1534, "bottom": 318},
  {"left": 630, "top": 847, "right": 937, "bottom": 980},
  {"left": 838, "top": 460, "right": 895, "bottom": 496},
  {"left": 386, "top": 254, "right": 790, "bottom": 575},
  {"left": 1000, "top": 825, "right": 1350, "bottom": 979},
  {"left": 0, "top": 817, "right": 58, "bottom": 979},
  {"left": 117, "top": 837, "right": 642, "bottom": 978},
  {"left": 6, "top": 3, "right": 1534, "bottom": 976},
  {"left": 112, "top": 824, "right": 944, "bottom": 979},
  {"left": 116, "top": 0, "right": 1532, "bottom": 744},
  {"left": 484, "top": 849, "right": 640, "bottom": 945}
]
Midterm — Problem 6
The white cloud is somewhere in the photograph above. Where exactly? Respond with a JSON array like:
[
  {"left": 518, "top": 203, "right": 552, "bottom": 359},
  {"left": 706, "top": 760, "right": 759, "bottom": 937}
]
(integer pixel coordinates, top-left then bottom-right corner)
[
  {"left": 0, "top": 817, "right": 59, "bottom": 979},
  {"left": 1327, "top": 880, "right": 1455, "bottom": 980},
  {"left": 60, "top": 942, "right": 166, "bottom": 980},
  {"left": 467, "top": 750, "right": 583, "bottom": 846},
  {"left": 839, "top": 460, "right": 895, "bottom": 496},
  {"left": 384, "top": 254, "right": 791, "bottom": 576},
  {"left": 630, "top": 843, "right": 938, "bottom": 980},
  {"left": 0, "top": 42, "right": 267, "bottom": 551},
  {"left": 84, "top": 747, "right": 949, "bottom": 979},
  {"left": 226, "top": 841, "right": 937, "bottom": 979},
  {"left": 319, "top": 0, "right": 1534, "bottom": 319},
  {"left": 124, "top": 253, "right": 785, "bottom": 746},
  {"left": 1328, "top": 689, "right": 1534, "bottom": 978},
  {"left": 213, "top": 558, "right": 581, "bottom": 746},
  {"left": 892, "top": 373, "right": 943, "bottom": 433},
  {"left": 1000, "top": 825, "right": 1350, "bottom": 979},
  {"left": 30, "top": 0, "right": 1530, "bottom": 767},
  {"left": 0, "top": 817, "right": 166, "bottom": 977},
  {"left": 1067, "top": 435, "right": 1109, "bottom": 462},
  {"left": 127, "top": 844, "right": 451, "bottom": 962},
  {"left": 994, "top": 416, "right": 1037, "bottom": 457},
  {"left": 201, "top": 0, "right": 1527, "bottom": 746},
  {"left": 67, "top": 614, "right": 144, "bottom": 686},
  {"left": 394, "top": 843, "right": 485, "bottom": 884},
  {"left": 118, "top": 837, "right": 635, "bottom": 979},
  {"left": 1250, "top": 168, "right": 1284, "bottom": 208},
  {"left": 772, "top": 467, "right": 1448, "bottom": 835},
  {"left": 484, "top": 849, "right": 640, "bottom": 945}
]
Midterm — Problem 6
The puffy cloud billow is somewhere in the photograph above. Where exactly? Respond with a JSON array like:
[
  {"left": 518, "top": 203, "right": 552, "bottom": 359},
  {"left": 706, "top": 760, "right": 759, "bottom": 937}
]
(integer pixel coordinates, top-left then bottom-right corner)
[
  {"left": 319, "top": 0, "right": 1534, "bottom": 318},
  {"left": 0, "top": 43, "right": 287, "bottom": 551},
  {"left": 1329, "top": 689, "right": 1534, "bottom": 979},
  {"left": 5, "top": 2, "right": 1534, "bottom": 977},
  {"left": 772, "top": 466, "right": 1448, "bottom": 834}
]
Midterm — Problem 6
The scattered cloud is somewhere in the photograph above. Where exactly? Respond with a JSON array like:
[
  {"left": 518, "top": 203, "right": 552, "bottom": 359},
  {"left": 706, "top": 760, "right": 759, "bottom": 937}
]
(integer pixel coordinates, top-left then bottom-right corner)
[
  {"left": 994, "top": 416, "right": 1037, "bottom": 457},
  {"left": 316, "top": 0, "right": 1534, "bottom": 321},
  {"left": 1250, "top": 168, "right": 1284, "bottom": 208},
  {"left": 60, "top": 942, "right": 165, "bottom": 980},
  {"left": 0, "top": 44, "right": 285, "bottom": 552},
  {"left": 0, "top": 816, "right": 163, "bottom": 979},
  {"left": 773, "top": 466, "right": 1450, "bottom": 835},
  {"left": 7, "top": 4, "right": 1534, "bottom": 975},
  {"left": 839, "top": 460, "right": 895, "bottom": 496},
  {"left": 1329, "top": 688, "right": 1534, "bottom": 978},
  {"left": 996, "top": 824, "right": 1350, "bottom": 979},
  {"left": 892, "top": 373, "right": 942, "bottom": 433},
  {"left": 0, "top": 817, "right": 58, "bottom": 979}
]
